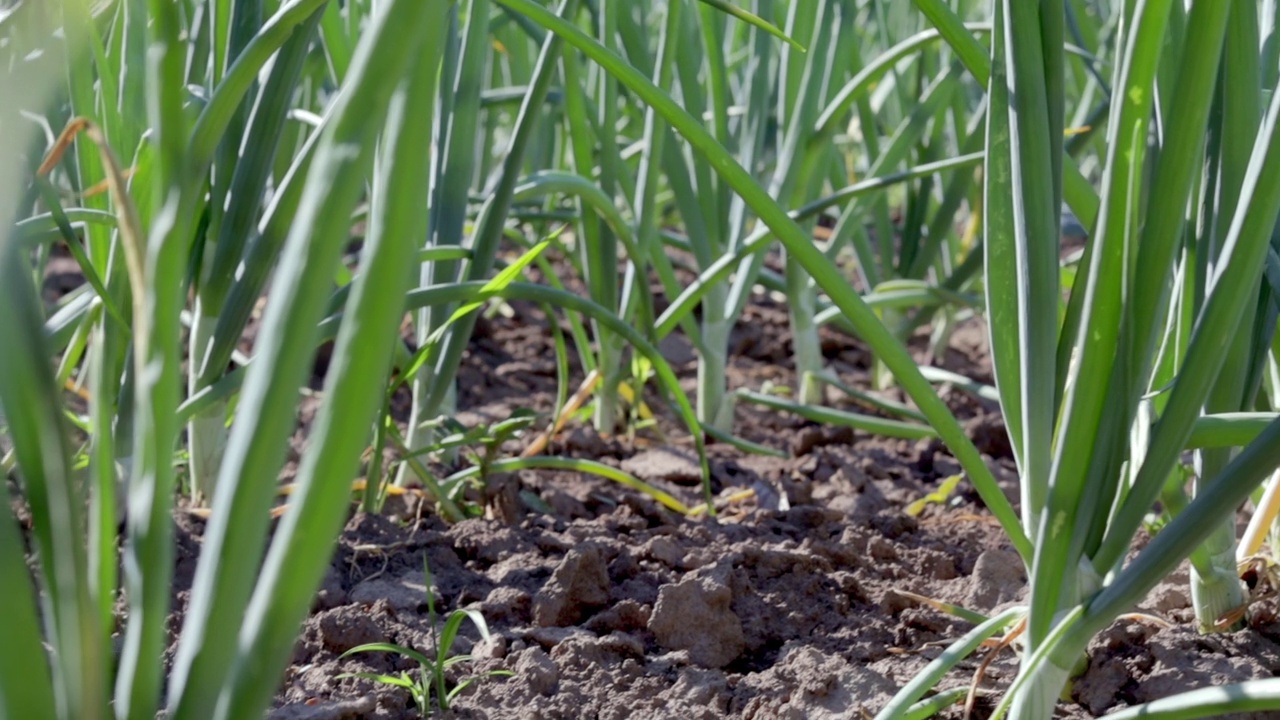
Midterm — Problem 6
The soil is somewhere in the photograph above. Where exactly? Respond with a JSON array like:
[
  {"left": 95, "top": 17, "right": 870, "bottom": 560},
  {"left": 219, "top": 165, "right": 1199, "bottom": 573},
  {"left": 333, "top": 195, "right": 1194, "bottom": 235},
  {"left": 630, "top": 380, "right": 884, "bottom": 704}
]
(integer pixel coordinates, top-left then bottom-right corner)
[{"left": 30, "top": 250, "right": 1280, "bottom": 719}]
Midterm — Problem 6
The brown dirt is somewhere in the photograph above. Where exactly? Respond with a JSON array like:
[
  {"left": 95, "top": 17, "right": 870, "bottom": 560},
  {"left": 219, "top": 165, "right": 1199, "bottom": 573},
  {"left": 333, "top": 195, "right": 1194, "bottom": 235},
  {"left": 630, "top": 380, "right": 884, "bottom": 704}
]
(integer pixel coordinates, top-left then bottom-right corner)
[{"left": 32, "top": 251, "right": 1280, "bottom": 719}]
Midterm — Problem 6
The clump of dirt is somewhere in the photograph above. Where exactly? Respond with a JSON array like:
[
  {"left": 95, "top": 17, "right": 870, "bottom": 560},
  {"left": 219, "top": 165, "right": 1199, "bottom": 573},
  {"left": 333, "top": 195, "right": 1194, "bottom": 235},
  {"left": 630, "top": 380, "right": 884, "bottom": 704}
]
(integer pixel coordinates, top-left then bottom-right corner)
[
  {"left": 245, "top": 487, "right": 1009, "bottom": 720},
  {"left": 1073, "top": 619, "right": 1280, "bottom": 719}
]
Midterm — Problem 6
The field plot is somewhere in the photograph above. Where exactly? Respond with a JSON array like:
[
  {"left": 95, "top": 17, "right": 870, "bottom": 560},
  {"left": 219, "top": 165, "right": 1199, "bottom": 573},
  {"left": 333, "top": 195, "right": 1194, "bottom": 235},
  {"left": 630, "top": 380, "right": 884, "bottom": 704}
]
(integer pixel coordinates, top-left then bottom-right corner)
[{"left": 7, "top": 1, "right": 1280, "bottom": 719}]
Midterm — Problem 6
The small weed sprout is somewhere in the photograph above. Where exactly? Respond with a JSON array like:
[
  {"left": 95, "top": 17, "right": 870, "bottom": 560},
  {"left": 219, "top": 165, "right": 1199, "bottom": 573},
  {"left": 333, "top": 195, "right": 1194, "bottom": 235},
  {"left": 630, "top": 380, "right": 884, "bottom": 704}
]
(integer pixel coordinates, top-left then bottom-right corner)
[
  {"left": 435, "top": 409, "right": 538, "bottom": 483},
  {"left": 338, "top": 557, "right": 511, "bottom": 714}
]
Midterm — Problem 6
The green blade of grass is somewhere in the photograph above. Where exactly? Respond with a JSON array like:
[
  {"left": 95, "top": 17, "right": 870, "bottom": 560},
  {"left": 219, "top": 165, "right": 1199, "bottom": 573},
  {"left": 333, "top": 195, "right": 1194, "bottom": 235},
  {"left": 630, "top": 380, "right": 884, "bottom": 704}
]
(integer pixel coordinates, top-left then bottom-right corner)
[
  {"left": 736, "top": 390, "right": 939, "bottom": 441},
  {"left": 210, "top": 7, "right": 453, "bottom": 713},
  {"left": 985, "top": 0, "right": 1069, "bottom": 655},
  {"left": 1188, "top": 0, "right": 1269, "bottom": 633},
  {"left": 188, "top": 4, "right": 324, "bottom": 505},
  {"left": 1187, "top": 413, "right": 1280, "bottom": 449},
  {"left": 512, "top": 171, "right": 641, "bottom": 265},
  {"left": 439, "top": 608, "right": 492, "bottom": 664},
  {"left": 340, "top": 643, "right": 435, "bottom": 669},
  {"left": 114, "top": 0, "right": 193, "bottom": 715},
  {"left": 443, "top": 456, "right": 694, "bottom": 515},
  {"left": 1121, "top": 0, "right": 1231, "bottom": 411},
  {"left": 694, "top": 0, "right": 803, "bottom": 51},
  {"left": 1025, "top": 0, "right": 1173, "bottom": 652},
  {"left": 655, "top": 152, "right": 984, "bottom": 339},
  {"left": 911, "top": 0, "right": 1099, "bottom": 231},
  {"left": 0, "top": 503, "right": 56, "bottom": 718},
  {"left": 1096, "top": 74, "right": 1280, "bottom": 574},
  {"left": 0, "top": 245, "right": 106, "bottom": 719},
  {"left": 419, "top": 0, "right": 573, "bottom": 423},
  {"left": 183, "top": 0, "right": 331, "bottom": 200},
  {"left": 1097, "top": 679, "right": 1280, "bottom": 720},
  {"left": 1, "top": 20, "right": 109, "bottom": 714},
  {"left": 201, "top": 113, "right": 324, "bottom": 390}
]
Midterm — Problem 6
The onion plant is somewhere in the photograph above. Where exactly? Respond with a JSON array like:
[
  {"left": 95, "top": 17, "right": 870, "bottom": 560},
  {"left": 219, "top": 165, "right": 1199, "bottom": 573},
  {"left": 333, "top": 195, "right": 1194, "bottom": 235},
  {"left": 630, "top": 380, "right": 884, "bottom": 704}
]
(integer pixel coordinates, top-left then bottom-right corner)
[
  {"left": 551, "top": 0, "right": 792, "bottom": 433},
  {"left": 785, "top": 3, "right": 981, "bottom": 396},
  {"left": 1, "top": 0, "right": 463, "bottom": 717},
  {"left": 395, "top": 0, "right": 503, "bottom": 479},
  {"left": 877, "top": 0, "right": 1280, "bottom": 716},
  {"left": 617, "top": 1, "right": 1003, "bottom": 431}
]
